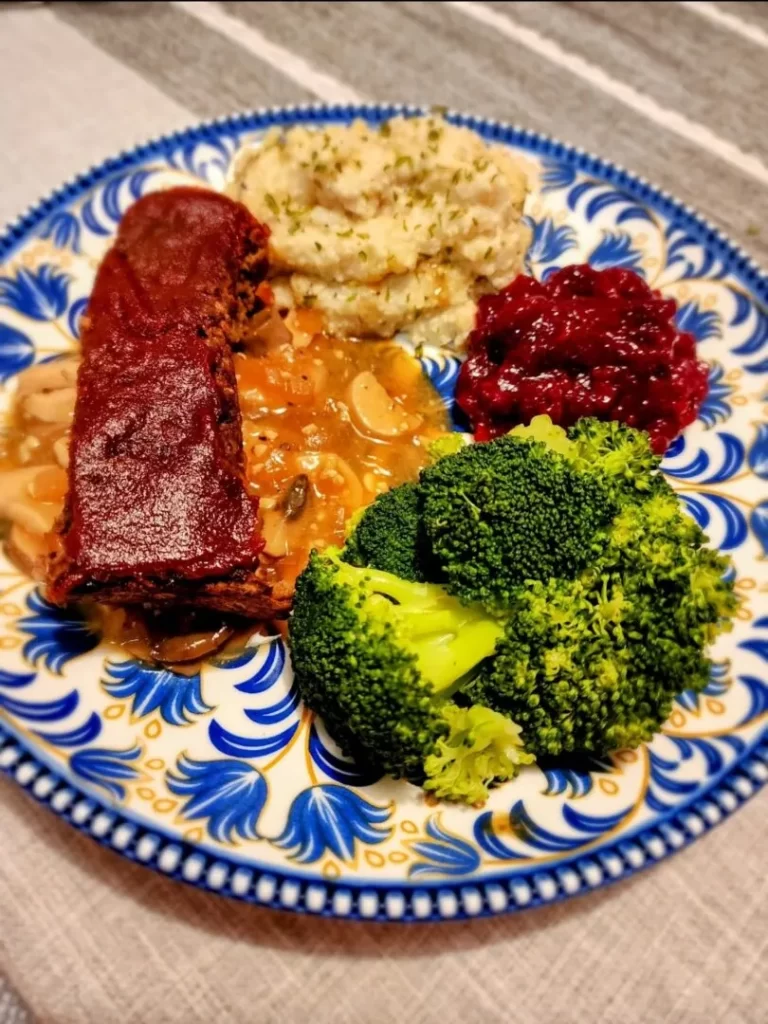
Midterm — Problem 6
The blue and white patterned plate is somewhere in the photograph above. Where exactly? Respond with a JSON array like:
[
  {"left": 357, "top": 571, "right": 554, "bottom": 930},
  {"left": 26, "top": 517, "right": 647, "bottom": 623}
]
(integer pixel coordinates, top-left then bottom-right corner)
[{"left": 1, "top": 105, "right": 766, "bottom": 923}]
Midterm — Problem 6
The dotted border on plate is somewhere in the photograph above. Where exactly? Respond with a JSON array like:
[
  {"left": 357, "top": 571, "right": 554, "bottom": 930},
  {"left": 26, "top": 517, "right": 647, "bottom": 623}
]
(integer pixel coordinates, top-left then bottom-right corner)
[
  {"left": 2, "top": 723, "right": 767, "bottom": 922},
  {"left": 1, "top": 104, "right": 767, "bottom": 923}
]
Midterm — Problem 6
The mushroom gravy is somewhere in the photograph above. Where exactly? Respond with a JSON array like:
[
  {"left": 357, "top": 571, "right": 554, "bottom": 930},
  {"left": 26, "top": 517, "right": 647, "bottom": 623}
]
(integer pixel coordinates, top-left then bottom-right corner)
[{"left": 236, "top": 315, "right": 450, "bottom": 592}]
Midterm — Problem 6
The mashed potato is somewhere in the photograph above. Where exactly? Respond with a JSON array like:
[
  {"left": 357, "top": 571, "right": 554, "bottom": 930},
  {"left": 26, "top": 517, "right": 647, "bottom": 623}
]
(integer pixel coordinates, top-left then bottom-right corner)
[{"left": 227, "top": 116, "right": 530, "bottom": 348}]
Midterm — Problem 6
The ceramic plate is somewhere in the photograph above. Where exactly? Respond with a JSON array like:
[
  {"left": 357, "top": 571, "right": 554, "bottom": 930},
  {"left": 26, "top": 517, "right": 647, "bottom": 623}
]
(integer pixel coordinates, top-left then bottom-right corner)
[{"left": 1, "top": 105, "right": 767, "bottom": 923}]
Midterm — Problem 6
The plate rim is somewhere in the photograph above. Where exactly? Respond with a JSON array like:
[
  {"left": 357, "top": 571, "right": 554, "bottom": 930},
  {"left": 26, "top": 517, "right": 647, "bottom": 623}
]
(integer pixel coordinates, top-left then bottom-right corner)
[
  {"left": 3, "top": 715, "right": 767, "bottom": 922},
  {"left": 1, "top": 102, "right": 766, "bottom": 924}
]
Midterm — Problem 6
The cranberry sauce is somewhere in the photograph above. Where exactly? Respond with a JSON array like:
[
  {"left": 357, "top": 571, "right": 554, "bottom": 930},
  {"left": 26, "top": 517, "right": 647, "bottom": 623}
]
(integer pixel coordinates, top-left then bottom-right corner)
[{"left": 456, "top": 265, "right": 709, "bottom": 453}]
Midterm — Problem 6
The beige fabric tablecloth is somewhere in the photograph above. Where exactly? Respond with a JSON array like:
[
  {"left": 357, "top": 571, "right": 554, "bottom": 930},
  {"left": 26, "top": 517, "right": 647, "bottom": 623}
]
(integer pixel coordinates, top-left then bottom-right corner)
[{"left": 1, "top": 4, "right": 767, "bottom": 1022}]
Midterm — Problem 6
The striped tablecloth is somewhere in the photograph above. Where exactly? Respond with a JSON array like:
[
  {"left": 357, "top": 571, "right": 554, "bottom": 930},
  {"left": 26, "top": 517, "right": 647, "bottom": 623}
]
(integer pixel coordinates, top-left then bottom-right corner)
[{"left": 1, "top": 3, "right": 767, "bottom": 1022}]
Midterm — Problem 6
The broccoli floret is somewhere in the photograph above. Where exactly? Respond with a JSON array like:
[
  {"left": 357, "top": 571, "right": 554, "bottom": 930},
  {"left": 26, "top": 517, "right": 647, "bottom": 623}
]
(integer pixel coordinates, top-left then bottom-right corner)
[
  {"left": 343, "top": 418, "right": 660, "bottom": 597},
  {"left": 341, "top": 483, "right": 433, "bottom": 583},
  {"left": 294, "top": 415, "right": 737, "bottom": 793},
  {"left": 568, "top": 417, "right": 668, "bottom": 505},
  {"left": 340, "top": 436, "right": 468, "bottom": 582},
  {"left": 511, "top": 414, "right": 668, "bottom": 506},
  {"left": 290, "top": 551, "right": 529, "bottom": 801},
  {"left": 424, "top": 703, "right": 533, "bottom": 803},
  {"left": 508, "top": 414, "right": 576, "bottom": 457},
  {"left": 420, "top": 433, "right": 617, "bottom": 610},
  {"left": 463, "top": 492, "right": 736, "bottom": 756},
  {"left": 428, "top": 433, "right": 468, "bottom": 461}
]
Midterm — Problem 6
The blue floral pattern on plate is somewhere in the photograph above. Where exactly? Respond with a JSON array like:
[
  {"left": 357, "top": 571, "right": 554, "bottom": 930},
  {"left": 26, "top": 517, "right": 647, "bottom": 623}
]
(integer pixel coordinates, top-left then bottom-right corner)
[
  {"left": 0, "top": 323, "right": 34, "bottom": 382},
  {"left": 167, "top": 755, "right": 268, "bottom": 844},
  {"left": 0, "top": 104, "right": 766, "bottom": 923},
  {"left": 17, "top": 589, "right": 100, "bottom": 674},
  {"left": 0, "top": 265, "right": 70, "bottom": 321},
  {"left": 273, "top": 785, "right": 392, "bottom": 864},
  {"left": 102, "top": 659, "right": 211, "bottom": 727}
]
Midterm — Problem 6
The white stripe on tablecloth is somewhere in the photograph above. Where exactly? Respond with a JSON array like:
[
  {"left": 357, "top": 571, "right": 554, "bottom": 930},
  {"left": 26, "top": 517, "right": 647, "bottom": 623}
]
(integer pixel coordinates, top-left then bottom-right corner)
[
  {"left": 678, "top": 1, "right": 768, "bottom": 48},
  {"left": 170, "top": 0, "right": 365, "bottom": 104},
  {"left": 447, "top": 0, "right": 768, "bottom": 187}
]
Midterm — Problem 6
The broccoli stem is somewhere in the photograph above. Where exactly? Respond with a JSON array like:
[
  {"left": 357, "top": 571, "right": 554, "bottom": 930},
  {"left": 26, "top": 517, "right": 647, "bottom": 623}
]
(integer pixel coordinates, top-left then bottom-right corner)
[
  {"left": 344, "top": 565, "right": 435, "bottom": 606},
  {"left": 336, "top": 557, "right": 504, "bottom": 695},
  {"left": 414, "top": 618, "right": 506, "bottom": 695},
  {"left": 367, "top": 600, "right": 460, "bottom": 637}
]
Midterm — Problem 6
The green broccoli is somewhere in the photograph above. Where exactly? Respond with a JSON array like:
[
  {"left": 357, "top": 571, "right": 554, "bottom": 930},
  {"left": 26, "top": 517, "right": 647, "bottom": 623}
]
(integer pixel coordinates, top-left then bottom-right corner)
[
  {"left": 424, "top": 703, "right": 533, "bottom": 802},
  {"left": 293, "top": 414, "right": 737, "bottom": 796},
  {"left": 462, "top": 491, "right": 736, "bottom": 756},
  {"left": 290, "top": 551, "right": 531, "bottom": 801},
  {"left": 341, "top": 482, "right": 433, "bottom": 583},
  {"left": 343, "top": 417, "right": 663, "bottom": 598},
  {"left": 567, "top": 416, "right": 669, "bottom": 505},
  {"left": 511, "top": 414, "right": 668, "bottom": 506},
  {"left": 428, "top": 432, "right": 468, "bottom": 461},
  {"left": 341, "top": 434, "right": 468, "bottom": 582},
  {"left": 419, "top": 431, "right": 617, "bottom": 611},
  {"left": 508, "top": 414, "right": 576, "bottom": 457}
]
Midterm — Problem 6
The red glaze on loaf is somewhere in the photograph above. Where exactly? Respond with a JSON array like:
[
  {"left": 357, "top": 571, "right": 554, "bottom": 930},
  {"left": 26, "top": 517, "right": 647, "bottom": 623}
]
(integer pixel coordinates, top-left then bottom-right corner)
[{"left": 48, "top": 187, "right": 288, "bottom": 617}]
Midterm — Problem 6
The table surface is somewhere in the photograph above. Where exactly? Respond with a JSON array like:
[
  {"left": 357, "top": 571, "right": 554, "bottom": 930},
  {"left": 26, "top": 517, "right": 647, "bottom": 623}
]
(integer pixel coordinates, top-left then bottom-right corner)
[{"left": 1, "top": 3, "right": 767, "bottom": 1022}]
